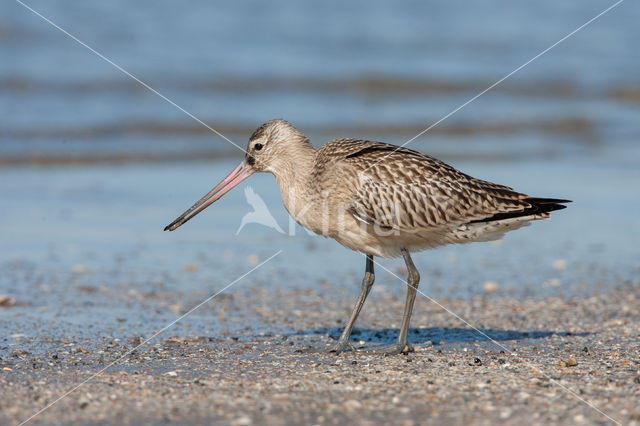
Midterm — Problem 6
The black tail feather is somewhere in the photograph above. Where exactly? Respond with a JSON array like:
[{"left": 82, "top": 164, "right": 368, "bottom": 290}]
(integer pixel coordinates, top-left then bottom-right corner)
[
  {"left": 469, "top": 198, "right": 571, "bottom": 224},
  {"left": 525, "top": 197, "right": 572, "bottom": 206}
]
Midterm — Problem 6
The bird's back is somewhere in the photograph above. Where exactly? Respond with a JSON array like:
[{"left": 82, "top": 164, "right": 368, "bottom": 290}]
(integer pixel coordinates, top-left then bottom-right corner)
[{"left": 311, "top": 138, "right": 568, "bottom": 255}]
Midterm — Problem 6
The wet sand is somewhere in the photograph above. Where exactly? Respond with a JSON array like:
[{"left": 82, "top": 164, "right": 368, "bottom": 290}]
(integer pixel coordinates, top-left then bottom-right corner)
[
  {"left": 3, "top": 1, "right": 639, "bottom": 424},
  {"left": 2, "top": 279, "right": 639, "bottom": 425},
  {"left": 0, "top": 154, "right": 638, "bottom": 426}
]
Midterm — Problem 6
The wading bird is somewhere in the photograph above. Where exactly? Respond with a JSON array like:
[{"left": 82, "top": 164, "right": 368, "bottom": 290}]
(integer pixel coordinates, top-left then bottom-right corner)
[{"left": 165, "top": 119, "right": 569, "bottom": 354}]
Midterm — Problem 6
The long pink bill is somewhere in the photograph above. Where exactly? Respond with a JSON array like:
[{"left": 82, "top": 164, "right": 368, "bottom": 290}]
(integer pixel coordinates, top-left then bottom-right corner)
[{"left": 164, "top": 162, "right": 253, "bottom": 231}]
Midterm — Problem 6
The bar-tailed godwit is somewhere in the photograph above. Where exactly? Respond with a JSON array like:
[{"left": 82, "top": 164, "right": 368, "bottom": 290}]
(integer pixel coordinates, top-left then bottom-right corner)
[{"left": 165, "top": 119, "right": 570, "bottom": 354}]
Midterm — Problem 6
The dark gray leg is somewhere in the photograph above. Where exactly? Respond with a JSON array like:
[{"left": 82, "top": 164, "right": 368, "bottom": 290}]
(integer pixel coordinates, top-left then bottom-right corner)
[
  {"left": 329, "top": 255, "right": 375, "bottom": 354},
  {"left": 370, "top": 248, "right": 420, "bottom": 355},
  {"left": 396, "top": 248, "right": 420, "bottom": 352}
]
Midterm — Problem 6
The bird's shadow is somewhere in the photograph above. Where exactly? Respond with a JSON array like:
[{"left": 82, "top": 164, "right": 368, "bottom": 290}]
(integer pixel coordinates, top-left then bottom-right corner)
[{"left": 295, "top": 327, "right": 588, "bottom": 346}]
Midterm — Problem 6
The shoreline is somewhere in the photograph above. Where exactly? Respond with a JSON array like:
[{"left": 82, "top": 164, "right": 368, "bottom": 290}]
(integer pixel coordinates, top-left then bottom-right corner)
[{"left": 2, "top": 282, "right": 638, "bottom": 425}]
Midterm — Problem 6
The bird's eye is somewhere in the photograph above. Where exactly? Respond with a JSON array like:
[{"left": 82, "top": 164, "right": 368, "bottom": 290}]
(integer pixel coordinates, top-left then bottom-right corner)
[{"left": 254, "top": 143, "right": 263, "bottom": 151}]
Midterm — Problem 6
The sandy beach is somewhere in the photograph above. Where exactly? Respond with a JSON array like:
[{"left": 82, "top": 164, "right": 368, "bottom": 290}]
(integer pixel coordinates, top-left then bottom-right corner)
[
  {"left": 3, "top": 1, "right": 639, "bottom": 424},
  {"left": 2, "top": 278, "right": 639, "bottom": 425},
  {"left": 0, "top": 153, "right": 638, "bottom": 426}
]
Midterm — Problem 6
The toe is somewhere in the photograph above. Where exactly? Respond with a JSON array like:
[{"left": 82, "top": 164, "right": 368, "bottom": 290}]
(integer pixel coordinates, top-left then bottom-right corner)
[
  {"left": 367, "top": 342, "right": 413, "bottom": 355},
  {"left": 327, "top": 341, "right": 351, "bottom": 354},
  {"left": 401, "top": 343, "right": 415, "bottom": 354}
]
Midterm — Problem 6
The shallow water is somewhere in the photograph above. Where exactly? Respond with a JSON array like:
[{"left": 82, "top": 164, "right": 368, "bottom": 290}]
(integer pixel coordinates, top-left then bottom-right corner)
[
  {"left": 2, "top": 0, "right": 639, "bottom": 162},
  {"left": 1, "top": 156, "right": 639, "bottom": 350},
  {"left": 1, "top": 2, "right": 638, "bottom": 343},
  {"left": 1, "top": 156, "right": 637, "bottom": 295}
]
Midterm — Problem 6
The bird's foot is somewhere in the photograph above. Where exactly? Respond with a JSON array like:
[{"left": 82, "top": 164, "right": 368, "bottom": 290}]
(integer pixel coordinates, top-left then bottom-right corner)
[
  {"left": 326, "top": 340, "right": 354, "bottom": 355},
  {"left": 296, "top": 340, "right": 354, "bottom": 354},
  {"left": 367, "top": 342, "right": 414, "bottom": 356}
]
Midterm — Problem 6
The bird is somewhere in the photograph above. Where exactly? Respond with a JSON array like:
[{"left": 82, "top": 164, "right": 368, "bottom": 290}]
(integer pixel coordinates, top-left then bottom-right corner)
[
  {"left": 235, "top": 186, "right": 285, "bottom": 235},
  {"left": 165, "top": 119, "right": 570, "bottom": 354}
]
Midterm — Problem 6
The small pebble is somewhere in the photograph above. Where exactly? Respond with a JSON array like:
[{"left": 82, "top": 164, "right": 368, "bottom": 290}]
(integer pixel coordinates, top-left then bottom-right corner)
[
  {"left": 72, "top": 264, "right": 88, "bottom": 274},
  {"left": 183, "top": 263, "right": 199, "bottom": 273},
  {"left": 342, "top": 400, "right": 362, "bottom": 410},
  {"left": 231, "top": 415, "right": 252, "bottom": 426},
  {"left": 552, "top": 259, "right": 568, "bottom": 271},
  {"left": 168, "top": 304, "right": 183, "bottom": 314},
  {"left": 483, "top": 281, "right": 500, "bottom": 293},
  {"left": 0, "top": 295, "right": 16, "bottom": 306},
  {"left": 542, "top": 278, "right": 561, "bottom": 288}
]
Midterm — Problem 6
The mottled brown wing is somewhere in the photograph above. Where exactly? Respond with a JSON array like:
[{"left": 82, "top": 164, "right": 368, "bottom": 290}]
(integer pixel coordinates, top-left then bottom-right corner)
[{"left": 329, "top": 140, "right": 532, "bottom": 231}]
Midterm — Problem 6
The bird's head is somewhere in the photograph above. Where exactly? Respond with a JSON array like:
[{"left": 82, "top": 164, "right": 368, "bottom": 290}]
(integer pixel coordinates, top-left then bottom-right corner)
[
  {"left": 243, "top": 118, "right": 311, "bottom": 174},
  {"left": 164, "top": 119, "right": 309, "bottom": 231}
]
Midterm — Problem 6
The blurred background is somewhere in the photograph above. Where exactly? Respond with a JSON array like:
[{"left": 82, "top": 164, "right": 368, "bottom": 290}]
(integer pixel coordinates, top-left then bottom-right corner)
[{"left": 1, "top": 1, "right": 638, "bottom": 336}]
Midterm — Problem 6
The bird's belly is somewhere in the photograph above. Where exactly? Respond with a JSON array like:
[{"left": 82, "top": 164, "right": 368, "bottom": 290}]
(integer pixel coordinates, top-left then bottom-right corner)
[
  {"left": 287, "top": 202, "right": 447, "bottom": 257},
  {"left": 334, "top": 216, "right": 539, "bottom": 257},
  {"left": 333, "top": 227, "right": 451, "bottom": 258},
  {"left": 284, "top": 197, "right": 531, "bottom": 258}
]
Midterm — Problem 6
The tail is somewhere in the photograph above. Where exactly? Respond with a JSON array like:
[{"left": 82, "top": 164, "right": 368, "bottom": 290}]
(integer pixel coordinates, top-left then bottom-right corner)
[
  {"left": 470, "top": 198, "right": 571, "bottom": 224},
  {"left": 524, "top": 197, "right": 571, "bottom": 213}
]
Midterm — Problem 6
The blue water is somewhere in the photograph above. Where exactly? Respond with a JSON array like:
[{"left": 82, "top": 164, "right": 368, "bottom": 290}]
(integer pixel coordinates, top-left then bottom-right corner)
[
  {"left": 2, "top": 1, "right": 638, "bottom": 153},
  {"left": 1, "top": 157, "right": 637, "bottom": 299},
  {"left": 0, "top": 0, "right": 638, "bottom": 316}
]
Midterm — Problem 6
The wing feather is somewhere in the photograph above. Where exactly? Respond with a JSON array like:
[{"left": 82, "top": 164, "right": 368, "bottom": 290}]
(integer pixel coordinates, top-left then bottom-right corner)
[{"left": 321, "top": 140, "right": 537, "bottom": 232}]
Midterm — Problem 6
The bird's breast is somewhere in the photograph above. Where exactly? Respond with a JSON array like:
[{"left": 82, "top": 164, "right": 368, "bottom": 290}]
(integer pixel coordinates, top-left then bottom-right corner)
[{"left": 277, "top": 185, "right": 353, "bottom": 238}]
